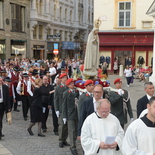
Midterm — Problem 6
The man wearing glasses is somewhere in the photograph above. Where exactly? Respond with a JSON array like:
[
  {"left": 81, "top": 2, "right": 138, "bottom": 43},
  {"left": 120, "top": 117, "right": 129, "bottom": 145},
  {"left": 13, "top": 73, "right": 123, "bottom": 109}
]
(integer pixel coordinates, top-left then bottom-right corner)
[
  {"left": 78, "top": 84, "right": 104, "bottom": 137},
  {"left": 81, "top": 99, "right": 124, "bottom": 155}
]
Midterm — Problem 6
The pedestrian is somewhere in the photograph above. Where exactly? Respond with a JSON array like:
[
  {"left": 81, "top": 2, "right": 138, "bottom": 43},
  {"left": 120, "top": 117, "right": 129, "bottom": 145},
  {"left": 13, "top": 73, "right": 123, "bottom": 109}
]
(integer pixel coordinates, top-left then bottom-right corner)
[
  {"left": 137, "top": 81, "right": 154, "bottom": 118},
  {"left": 108, "top": 78, "right": 134, "bottom": 129},
  {"left": 122, "top": 97, "right": 155, "bottom": 154},
  {"left": 8, "top": 66, "right": 20, "bottom": 112},
  {"left": 16, "top": 73, "right": 30, "bottom": 121},
  {"left": 113, "top": 59, "right": 118, "bottom": 74},
  {"left": 27, "top": 78, "right": 45, "bottom": 137},
  {"left": 62, "top": 78, "right": 79, "bottom": 155},
  {"left": 4, "top": 77, "right": 16, "bottom": 110},
  {"left": 81, "top": 99, "right": 124, "bottom": 155},
  {"left": 54, "top": 73, "right": 70, "bottom": 148},
  {"left": 124, "top": 65, "right": 132, "bottom": 87},
  {"left": 0, "top": 76, "right": 11, "bottom": 140},
  {"left": 41, "top": 76, "right": 58, "bottom": 134}
]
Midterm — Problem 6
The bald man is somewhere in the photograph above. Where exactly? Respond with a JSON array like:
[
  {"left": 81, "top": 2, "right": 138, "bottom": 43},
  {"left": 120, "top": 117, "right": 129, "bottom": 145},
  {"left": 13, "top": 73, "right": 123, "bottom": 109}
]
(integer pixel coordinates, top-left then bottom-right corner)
[{"left": 81, "top": 99, "right": 124, "bottom": 155}]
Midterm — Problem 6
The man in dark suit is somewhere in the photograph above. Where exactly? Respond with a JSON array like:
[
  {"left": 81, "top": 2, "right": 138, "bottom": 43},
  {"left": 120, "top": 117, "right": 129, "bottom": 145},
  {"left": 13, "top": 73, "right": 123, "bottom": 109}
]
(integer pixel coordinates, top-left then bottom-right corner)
[
  {"left": 54, "top": 73, "right": 69, "bottom": 148},
  {"left": 78, "top": 84, "right": 103, "bottom": 137},
  {"left": 41, "top": 76, "right": 58, "bottom": 134},
  {"left": 62, "top": 78, "right": 79, "bottom": 155},
  {"left": 0, "top": 76, "right": 11, "bottom": 140},
  {"left": 137, "top": 82, "right": 154, "bottom": 118}
]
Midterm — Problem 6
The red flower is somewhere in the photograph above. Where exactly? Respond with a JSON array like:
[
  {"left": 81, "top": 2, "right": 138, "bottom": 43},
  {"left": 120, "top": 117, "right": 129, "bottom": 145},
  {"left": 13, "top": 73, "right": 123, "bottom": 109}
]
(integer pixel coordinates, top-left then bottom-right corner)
[
  {"left": 68, "top": 90, "right": 71, "bottom": 93},
  {"left": 86, "top": 93, "right": 89, "bottom": 96},
  {"left": 60, "top": 85, "right": 63, "bottom": 88}
]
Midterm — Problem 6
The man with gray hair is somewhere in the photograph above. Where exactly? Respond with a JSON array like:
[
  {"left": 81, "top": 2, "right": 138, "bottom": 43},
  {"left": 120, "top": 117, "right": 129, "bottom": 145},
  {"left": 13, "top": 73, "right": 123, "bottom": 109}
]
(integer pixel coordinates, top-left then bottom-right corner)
[
  {"left": 137, "top": 82, "right": 154, "bottom": 118},
  {"left": 81, "top": 99, "right": 124, "bottom": 155}
]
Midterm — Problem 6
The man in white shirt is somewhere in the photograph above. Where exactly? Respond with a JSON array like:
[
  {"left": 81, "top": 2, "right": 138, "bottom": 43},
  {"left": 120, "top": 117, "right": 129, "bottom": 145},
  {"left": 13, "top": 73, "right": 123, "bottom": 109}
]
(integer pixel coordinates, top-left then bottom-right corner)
[
  {"left": 122, "top": 97, "right": 155, "bottom": 155},
  {"left": 81, "top": 99, "right": 124, "bottom": 155},
  {"left": 49, "top": 62, "right": 57, "bottom": 84}
]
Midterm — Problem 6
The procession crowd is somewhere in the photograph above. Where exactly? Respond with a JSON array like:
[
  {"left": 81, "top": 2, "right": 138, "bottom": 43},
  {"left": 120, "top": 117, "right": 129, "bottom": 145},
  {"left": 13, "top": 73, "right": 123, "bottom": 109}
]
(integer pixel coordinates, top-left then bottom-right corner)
[{"left": 0, "top": 57, "right": 154, "bottom": 155}]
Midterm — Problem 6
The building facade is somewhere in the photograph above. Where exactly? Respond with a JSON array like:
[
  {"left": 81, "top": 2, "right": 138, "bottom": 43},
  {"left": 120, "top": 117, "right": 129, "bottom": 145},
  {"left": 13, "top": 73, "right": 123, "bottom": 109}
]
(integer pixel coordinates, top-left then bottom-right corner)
[
  {"left": 94, "top": 0, "right": 154, "bottom": 70},
  {"left": 30, "top": 0, "right": 94, "bottom": 59},
  {"left": 0, "top": 0, "right": 30, "bottom": 60}
]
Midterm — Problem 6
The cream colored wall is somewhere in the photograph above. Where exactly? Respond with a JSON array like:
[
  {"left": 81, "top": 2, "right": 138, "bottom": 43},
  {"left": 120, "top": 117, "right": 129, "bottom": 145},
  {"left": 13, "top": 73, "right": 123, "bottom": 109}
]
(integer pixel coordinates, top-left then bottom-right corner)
[
  {"left": 94, "top": 0, "right": 154, "bottom": 31},
  {"left": 148, "top": 51, "right": 153, "bottom": 66},
  {"left": 94, "top": 0, "right": 115, "bottom": 31},
  {"left": 135, "top": 51, "right": 146, "bottom": 67},
  {"left": 136, "top": 0, "right": 153, "bottom": 29},
  {"left": 99, "top": 51, "right": 112, "bottom": 70}
]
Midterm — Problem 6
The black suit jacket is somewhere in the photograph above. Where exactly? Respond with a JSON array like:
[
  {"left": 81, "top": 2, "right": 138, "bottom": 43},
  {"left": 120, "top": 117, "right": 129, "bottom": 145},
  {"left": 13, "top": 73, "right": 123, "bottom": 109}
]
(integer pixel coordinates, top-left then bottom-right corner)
[
  {"left": 78, "top": 98, "right": 94, "bottom": 136},
  {"left": 137, "top": 95, "right": 149, "bottom": 118},
  {"left": 2, "top": 84, "right": 10, "bottom": 112}
]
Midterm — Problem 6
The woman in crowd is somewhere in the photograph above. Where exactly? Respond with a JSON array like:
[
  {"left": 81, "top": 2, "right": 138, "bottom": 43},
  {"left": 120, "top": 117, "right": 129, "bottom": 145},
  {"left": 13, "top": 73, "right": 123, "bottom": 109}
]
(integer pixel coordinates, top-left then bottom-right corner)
[
  {"left": 27, "top": 78, "right": 45, "bottom": 137},
  {"left": 124, "top": 65, "right": 133, "bottom": 87}
]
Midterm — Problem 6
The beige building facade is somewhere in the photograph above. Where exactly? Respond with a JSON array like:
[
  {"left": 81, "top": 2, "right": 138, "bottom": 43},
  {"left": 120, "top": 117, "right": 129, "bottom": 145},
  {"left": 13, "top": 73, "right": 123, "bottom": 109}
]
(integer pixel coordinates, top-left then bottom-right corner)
[
  {"left": 0, "top": 0, "right": 30, "bottom": 60},
  {"left": 94, "top": 0, "right": 154, "bottom": 70},
  {"left": 30, "top": 0, "right": 94, "bottom": 59}
]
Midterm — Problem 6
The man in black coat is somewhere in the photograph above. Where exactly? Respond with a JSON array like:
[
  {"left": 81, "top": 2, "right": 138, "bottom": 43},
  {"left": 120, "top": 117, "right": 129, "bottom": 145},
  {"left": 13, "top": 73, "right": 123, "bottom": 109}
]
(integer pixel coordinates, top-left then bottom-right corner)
[
  {"left": 0, "top": 76, "right": 11, "bottom": 140},
  {"left": 41, "top": 76, "right": 58, "bottom": 134},
  {"left": 78, "top": 84, "right": 104, "bottom": 137},
  {"left": 137, "top": 82, "right": 154, "bottom": 118}
]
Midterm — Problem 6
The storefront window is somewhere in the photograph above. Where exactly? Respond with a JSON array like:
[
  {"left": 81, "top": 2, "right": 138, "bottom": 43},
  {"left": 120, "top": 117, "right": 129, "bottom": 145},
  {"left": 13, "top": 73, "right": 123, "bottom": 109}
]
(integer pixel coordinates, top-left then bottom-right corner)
[
  {"left": 11, "top": 41, "right": 26, "bottom": 55},
  {"left": 0, "top": 41, "right": 5, "bottom": 54}
]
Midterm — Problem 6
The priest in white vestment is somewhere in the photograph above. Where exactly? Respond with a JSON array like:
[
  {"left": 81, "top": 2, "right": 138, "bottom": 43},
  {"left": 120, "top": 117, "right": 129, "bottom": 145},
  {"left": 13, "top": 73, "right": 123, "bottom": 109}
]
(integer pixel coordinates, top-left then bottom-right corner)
[
  {"left": 81, "top": 99, "right": 124, "bottom": 155},
  {"left": 122, "top": 97, "right": 155, "bottom": 155}
]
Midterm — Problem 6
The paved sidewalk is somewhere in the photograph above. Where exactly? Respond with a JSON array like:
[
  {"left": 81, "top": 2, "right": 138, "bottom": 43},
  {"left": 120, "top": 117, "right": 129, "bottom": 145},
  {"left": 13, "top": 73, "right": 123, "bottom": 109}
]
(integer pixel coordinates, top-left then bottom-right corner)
[{"left": 0, "top": 74, "right": 145, "bottom": 155}]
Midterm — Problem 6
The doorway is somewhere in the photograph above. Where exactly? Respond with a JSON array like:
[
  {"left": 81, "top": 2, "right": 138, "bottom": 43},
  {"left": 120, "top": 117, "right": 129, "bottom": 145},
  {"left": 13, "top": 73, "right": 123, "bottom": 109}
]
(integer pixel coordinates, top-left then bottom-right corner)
[{"left": 115, "top": 51, "right": 132, "bottom": 66}]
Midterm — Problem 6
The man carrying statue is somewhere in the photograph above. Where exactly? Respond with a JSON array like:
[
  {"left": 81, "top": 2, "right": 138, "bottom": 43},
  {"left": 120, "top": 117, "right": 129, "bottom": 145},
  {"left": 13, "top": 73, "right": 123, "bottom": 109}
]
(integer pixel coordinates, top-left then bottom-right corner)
[{"left": 83, "top": 19, "right": 101, "bottom": 79}]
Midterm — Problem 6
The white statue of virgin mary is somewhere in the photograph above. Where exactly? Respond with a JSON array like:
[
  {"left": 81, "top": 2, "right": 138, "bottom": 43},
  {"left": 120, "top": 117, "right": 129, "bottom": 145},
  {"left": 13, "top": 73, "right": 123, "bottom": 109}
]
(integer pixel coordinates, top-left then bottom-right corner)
[{"left": 83, "top": 19, "right": 101, "bottom": 78}]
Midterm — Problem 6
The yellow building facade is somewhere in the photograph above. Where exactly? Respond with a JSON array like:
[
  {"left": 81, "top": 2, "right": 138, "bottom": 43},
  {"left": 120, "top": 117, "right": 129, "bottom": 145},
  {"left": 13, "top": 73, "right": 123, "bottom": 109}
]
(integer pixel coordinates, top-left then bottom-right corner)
[{"left": 94, "top": 0, "right": 154, "bottom": 70}]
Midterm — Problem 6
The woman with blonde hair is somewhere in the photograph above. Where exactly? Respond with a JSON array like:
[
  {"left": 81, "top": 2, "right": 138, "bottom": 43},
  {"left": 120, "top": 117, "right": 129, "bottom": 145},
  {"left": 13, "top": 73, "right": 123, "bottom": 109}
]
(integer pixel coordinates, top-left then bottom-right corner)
[{"left": 27, "top": 78, "right": 45, "bottom": 137}]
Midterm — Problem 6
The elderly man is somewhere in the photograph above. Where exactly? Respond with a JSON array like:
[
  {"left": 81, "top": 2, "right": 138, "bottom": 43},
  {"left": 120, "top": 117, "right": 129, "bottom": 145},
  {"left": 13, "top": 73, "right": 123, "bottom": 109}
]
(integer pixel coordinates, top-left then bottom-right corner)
[
  {"left": 81, "top": 99, "right": 124, "bottom": 155},
  {"left": 137, "top": 81, "right": 154, "bottom": 118},
  {"left": 122, "top": 97, "right": 155, "bottom": 154},
  {"left": 108, "top": 78, "right": 133, "bottom": 129}
]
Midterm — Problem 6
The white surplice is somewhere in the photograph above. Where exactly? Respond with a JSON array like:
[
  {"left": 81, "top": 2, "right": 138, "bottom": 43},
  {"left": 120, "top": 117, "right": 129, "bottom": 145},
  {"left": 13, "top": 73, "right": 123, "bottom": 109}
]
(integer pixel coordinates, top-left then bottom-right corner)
[
  {"left": 81, "top": 112, "right": 124, "bottom": 155},
  {"left": 122, "top": 119, "right": 155, "bottom": 155}
]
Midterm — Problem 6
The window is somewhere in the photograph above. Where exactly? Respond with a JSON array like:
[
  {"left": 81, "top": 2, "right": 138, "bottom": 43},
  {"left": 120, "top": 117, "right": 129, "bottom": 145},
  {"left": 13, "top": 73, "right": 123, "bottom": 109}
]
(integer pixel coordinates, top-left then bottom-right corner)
[
  {"left": 65, "top": 31, "right": 68, "bottom": 41},
  {"left": 65, "top": 9, "right": 68, "bottom": 22},
  {"left": 118, "top": 2, "right": 131, "bottom": 27},
  {"left": 33, "top": 26, "right": 37, "bottom": 39},
  {"left": 70, "top": 10, "right": 72, "bottom": 23},
  {"left": 60, "top": 7, "right": 62, "bottom": 20},
  {"left": 11, "top": 3, "right": 25, "bottom": 32},
  {"left": 47, "top": 28, "right": 51, "bottom": 40},
  {"left": 54, "top": 5, "right": 57, "bottom": 19},
  {"left": 38, "top": 25, "right": 42, "bottom": 40},
  {"left": 0, "top": 1, "right": 4, "bottom": 29}
]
